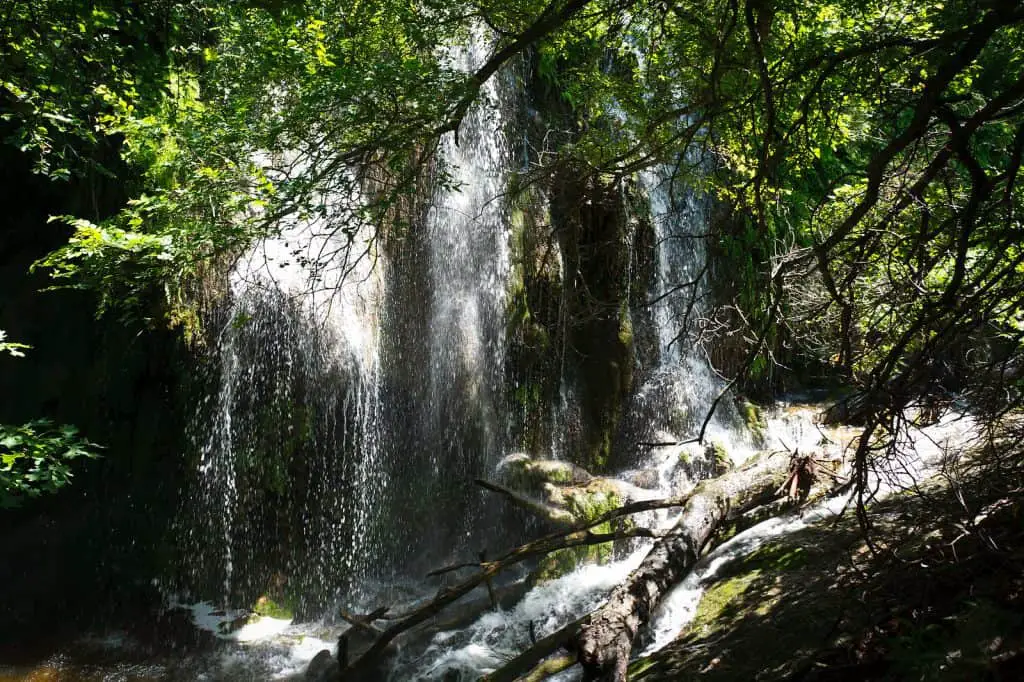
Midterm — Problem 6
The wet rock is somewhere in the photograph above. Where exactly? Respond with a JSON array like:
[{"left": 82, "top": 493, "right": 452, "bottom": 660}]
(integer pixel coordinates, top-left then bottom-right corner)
[
  {"left": 705, "top": 441, "right": 733, "bottom": 476},
  {"left": 305, "top": 649, "right": 339, "bottom": 681},
  {"left": 498, "top": 453, "right": 593, "bottom": 494},
  {"left": 621, "top": 468, "right": 660, "bottom": 489},
  {"left": 535, "top": 479, "right": 629, "bottom": 581}
]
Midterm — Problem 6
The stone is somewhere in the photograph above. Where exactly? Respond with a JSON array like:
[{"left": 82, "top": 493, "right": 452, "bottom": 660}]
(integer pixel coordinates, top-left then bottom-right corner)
[
  {"left": 305, "top": 649, "right": 340, "bottom": 682},
  {"left": 621, "top": 468, "right": 660, "bottom": 490}
]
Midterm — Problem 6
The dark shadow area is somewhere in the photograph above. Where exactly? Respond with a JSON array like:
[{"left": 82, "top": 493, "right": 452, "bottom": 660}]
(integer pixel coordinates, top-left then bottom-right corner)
[{"left": 0, "top": 135, "right": 194, "bottom": 662}]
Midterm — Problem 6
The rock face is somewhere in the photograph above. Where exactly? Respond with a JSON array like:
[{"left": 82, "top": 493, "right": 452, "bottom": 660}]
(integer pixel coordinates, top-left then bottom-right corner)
[{"left": 505, "top": 138, "right": 655, "bottom": 474}]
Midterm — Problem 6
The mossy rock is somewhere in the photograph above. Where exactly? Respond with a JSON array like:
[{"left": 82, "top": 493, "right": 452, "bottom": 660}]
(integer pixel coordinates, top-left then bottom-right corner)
[
  {"left": 738, "top": 399, "right": 768, "bottom": 442},
  {"left": 535, "top": 481, "right": 626, "bottom": 581},
  {"left": 499, "top": 454, "right": 592, "bottom": 496},
  {"left": 705, "top": 441, "right": 732, "bottom": 476},
  {"left": 563, "top": 480, "right": 622, "bottom": 523},
  {"left": 251, "top": 594, "right": 295, "bottom": 620}
]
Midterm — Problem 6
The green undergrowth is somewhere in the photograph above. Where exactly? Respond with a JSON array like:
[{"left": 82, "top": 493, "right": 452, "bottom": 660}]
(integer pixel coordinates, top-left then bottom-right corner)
[
  {"left": 251, "top": 594, "right": 295, "bottom": 620},
  {"left": 632, "top": 472, "right": 1024, "bottom": 681}
]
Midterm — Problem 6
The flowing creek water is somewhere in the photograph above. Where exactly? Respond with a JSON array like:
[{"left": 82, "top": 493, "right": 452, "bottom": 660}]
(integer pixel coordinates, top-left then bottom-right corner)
[{"left": 0, "top": 406, "right": 978, "bottom": 682}]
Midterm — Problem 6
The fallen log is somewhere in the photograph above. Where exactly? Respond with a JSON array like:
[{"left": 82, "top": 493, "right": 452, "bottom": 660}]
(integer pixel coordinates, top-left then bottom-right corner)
[
  {"left": 326, "top": 453, "right": 792, "bottom": 681},
  {"left": 573, "top": 450, "right": 792, "bottom": 681},
  {"left": 337, "top": 520, "right": 683, "bottom": 679},
  {"left": 425, "top": 579, "right": 532, "bottom": 634},
  {"left": 481, "top": 614, "right": 591, "bottom": 682},
  {"left": 337, "top": 608, "right": 385, "bottom": 636}
]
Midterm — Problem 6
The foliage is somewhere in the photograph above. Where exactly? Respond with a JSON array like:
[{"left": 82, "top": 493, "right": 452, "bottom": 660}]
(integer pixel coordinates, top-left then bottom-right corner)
[
  {"left": 0, "top": 331, "right": 99, "bottom": 507},
  {"left": 0, "top": 419, "right": 99, "bottom": 508},
  {"left": 509, "top": 0, "right": 1024, "bottom": 511},
  {"left": 0, "top": 0, "right": 172, "bottom": 179},
  {"left": 5, "top": 0, "right": 490, "bottom": 325},
  {"left": 0, "top": 330, "right": 29, "bottom": 358}
]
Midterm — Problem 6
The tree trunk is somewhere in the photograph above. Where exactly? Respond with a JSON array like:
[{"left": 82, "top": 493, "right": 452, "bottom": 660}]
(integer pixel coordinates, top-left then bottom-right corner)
[{"left": 573, "top": 451, "right": 791, "bottom": 681}]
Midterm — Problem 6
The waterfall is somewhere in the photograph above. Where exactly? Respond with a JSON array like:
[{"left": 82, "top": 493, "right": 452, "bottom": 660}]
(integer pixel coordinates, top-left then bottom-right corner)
[
  {"left": 177, "top": 32, "right": 514, "bottom": 612},
  {"left": 355, "top": 33, "right": 515, "bottom": 576},
  {"left": 171, "top": 26, "right": 757, "bottom": 681},
  {"left": 178, "top": 186, "right": 386, "bottom": 612},
  {"left": 615, "top": 165, "right": 754, "bottom": 489},
  {"left": 377, "top": 166, "right": 758, "bottom": 681}
]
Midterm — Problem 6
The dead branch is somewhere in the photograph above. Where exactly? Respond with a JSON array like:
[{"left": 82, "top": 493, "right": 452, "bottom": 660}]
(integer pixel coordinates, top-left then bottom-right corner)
[{"left": 338, "top": 508, "right": 685, "bottom": 679}]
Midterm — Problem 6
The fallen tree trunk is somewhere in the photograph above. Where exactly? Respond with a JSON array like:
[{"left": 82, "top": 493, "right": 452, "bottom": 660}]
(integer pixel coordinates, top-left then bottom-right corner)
[
  {"left": 481, "top": 614, "right": 591, "bottom": 682},
  {"left": 572, "top": 450, "right": 791, "bottom": 681},
  {"left": 323, "top": 451, "right": 794, "bottom": 681},
  {"left": 336, "top": 507, "right": 690, "bottom": 679}
]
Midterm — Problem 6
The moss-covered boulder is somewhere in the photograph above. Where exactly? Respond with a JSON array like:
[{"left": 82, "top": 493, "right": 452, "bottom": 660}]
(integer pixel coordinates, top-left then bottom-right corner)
[
  {"left": 499, "top": 452, "right": 593, "bottom": 494},
  {"left": 737, "top": 399, "right": 769, "bottom": 444},
  {"left": 497, "top": 454, "right": 637, "bottom": 581},
  {"left": 535, "top": 479, "right": 628, "bottom": 582},
  {"left": 251, "top": 594, "right": 295, "bottom": 620},
  {"left": 705, "top": 441, "right": 733, "bottom": 477}
]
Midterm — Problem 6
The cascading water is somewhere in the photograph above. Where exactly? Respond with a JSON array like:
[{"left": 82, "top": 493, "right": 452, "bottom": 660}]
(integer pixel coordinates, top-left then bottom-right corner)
[
  {"left": 164, "top": 22, "right": 783, "bottom": 682},
  {"left": 370, "top": 35, "right": 514, "bottom": 572},
  {"left": 167, "top": 44, "right": 770, "bottom": 677},
  {"left": 617, "top": 165, "right": 757, "bottom": 487},
  {"left": 178, "top": 189, "right": 386, "bottom": 613},
  {"left": 175, "top": 30, "right": 516, "bottom": 616},
  {"left": 379, "top": 166, "right": 760, "bottom": 680},
  {"left": 6, "top": 16, "right": 1000, "bottom": 682},
  {"left": 639, "top": 407, "right": 981, "bottom": 655}
]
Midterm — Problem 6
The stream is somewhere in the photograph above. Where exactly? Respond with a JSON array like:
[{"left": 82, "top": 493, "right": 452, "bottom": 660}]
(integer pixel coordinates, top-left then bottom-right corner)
[{"left": 0, "top": 404, "right": 980, "bottom": 681}]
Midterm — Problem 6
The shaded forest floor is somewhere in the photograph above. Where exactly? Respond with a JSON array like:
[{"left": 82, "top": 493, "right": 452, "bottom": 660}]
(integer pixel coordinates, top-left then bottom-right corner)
[{"left": 631, "top": 467, "right": 1024, "bottom": 681}]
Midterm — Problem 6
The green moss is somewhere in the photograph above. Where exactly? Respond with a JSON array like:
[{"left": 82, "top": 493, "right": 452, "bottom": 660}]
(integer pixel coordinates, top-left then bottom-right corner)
[
  {"left": 506, "top": 185, "right": 563, "bottom": 452},
  {"left": 689, "top": 543, "right": 809, "bottom": 638},
  {"left": 536, "top": 484, "right": 623, "bottom": 580},
  {"left": 536, "top": 547, "right": 587, "bottom": 581},
  {"left": 251, "top": 594, "right": 294, "bottom": 620},
  {"left": 633, "top": 479, "right": 1024, "bottom": 682},
  {"left": 743, "top": 544, "right": 808, "bottom": 572},
  {"left": 689, "top": 571, "right": 762, "bottom": 636},
  {"left": 706, "top": 441, "right": 732, "bottom": 475},
  {"left": 565, "top": 484, "right": 620, "bottom": 522},
  {"left": 504, "top": 458, "right": 579, "bottom": 494},
  {"left": 628, "top": 656, "right": 657, "bottom": 677},
  {"left": 618, "top": 309, "right": 634, "bottom": 349},
  {"left": 738, "top": 399, "right": 768, "bottom": 441},
  {"left": 539, "top": 462, "right": 575, "bottom": 484}
]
